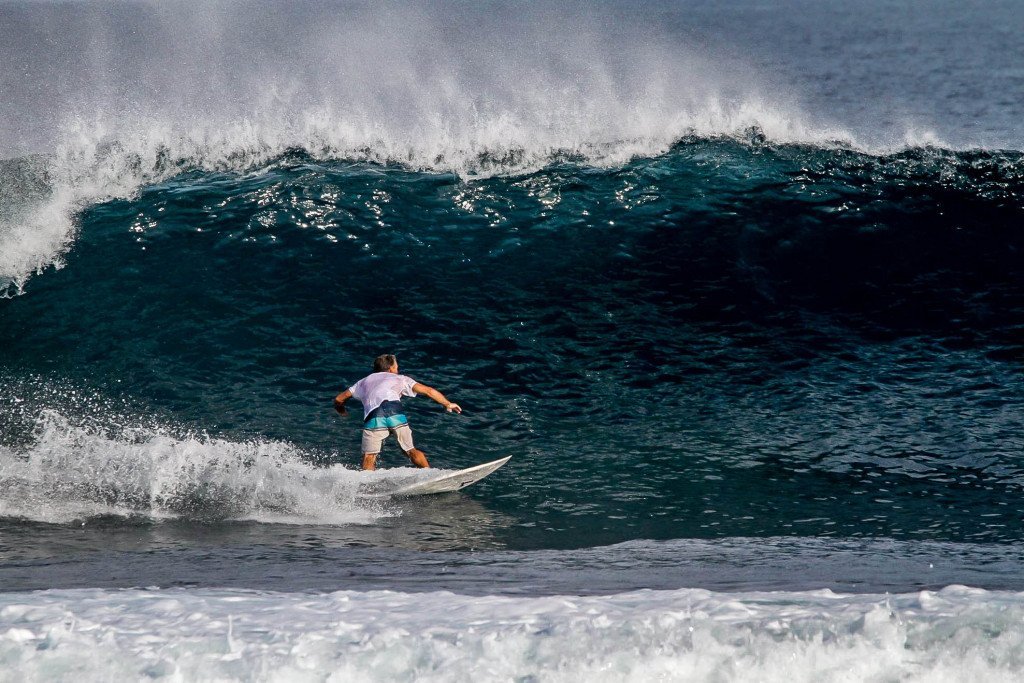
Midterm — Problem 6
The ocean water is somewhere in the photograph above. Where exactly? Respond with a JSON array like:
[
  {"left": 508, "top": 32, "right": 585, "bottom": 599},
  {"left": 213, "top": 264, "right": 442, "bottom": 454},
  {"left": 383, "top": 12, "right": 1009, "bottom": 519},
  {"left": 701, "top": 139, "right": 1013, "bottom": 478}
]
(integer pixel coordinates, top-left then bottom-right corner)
[{"left": 2, "top": 0, "right": 1024, "bottom": 679}]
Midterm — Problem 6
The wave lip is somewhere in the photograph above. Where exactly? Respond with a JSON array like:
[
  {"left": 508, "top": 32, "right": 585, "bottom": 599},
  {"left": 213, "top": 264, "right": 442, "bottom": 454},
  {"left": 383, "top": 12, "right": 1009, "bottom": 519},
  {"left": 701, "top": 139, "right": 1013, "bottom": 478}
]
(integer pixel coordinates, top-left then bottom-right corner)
[{"left": 1, "top": 585, "right": 1022, "bottom": 681}]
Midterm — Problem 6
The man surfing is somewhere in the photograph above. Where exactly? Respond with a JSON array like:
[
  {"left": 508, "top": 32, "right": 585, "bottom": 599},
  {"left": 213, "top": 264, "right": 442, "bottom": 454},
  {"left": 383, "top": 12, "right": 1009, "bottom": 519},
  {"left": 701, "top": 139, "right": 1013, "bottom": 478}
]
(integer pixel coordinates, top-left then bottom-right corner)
[{"left": 334, "top": 354, "right": 462, "bottom": 470}]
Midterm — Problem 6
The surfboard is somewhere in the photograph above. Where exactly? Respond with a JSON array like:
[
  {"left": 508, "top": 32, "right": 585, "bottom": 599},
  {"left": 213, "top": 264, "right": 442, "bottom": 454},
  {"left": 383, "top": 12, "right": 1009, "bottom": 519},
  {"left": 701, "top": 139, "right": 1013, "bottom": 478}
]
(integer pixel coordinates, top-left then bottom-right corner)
[{"left": 363, "top": 456, "right": 511, "bottom": 498}]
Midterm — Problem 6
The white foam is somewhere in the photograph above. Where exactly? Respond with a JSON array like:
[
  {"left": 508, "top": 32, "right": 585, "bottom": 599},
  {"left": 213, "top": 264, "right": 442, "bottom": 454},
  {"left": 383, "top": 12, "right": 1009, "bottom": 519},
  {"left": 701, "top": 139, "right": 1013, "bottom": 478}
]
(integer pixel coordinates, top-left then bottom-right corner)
[
  {"left": 1, "top": 584, "right": 1022, "bottom": 681},
  {"left": 0, "top": 409, "right": 410, "bottom": 525}
]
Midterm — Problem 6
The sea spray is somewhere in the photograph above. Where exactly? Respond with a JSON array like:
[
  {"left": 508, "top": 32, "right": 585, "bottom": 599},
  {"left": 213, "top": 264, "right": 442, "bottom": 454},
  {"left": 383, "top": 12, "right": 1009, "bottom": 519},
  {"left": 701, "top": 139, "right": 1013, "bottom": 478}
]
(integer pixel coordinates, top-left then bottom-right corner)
[{"left": 0, "top": 408, "right": 398, "bottom": 524}]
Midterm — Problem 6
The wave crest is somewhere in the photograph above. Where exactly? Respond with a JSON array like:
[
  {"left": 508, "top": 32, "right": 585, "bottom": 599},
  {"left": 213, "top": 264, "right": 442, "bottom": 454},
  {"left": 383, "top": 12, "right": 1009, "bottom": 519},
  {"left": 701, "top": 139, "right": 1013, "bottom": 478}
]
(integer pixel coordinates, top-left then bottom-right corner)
[{"left": 0, "top": 103, "right": 847, "bottom": 297}]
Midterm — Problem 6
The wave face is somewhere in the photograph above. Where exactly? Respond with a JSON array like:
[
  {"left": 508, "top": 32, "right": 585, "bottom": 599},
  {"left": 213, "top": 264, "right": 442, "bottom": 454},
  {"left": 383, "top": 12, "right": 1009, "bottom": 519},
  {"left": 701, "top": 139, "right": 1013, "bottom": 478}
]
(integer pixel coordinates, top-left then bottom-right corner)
[
  {"left": 2, "top": 141, "right": 1024, "bottom": 547},
  {"left": 3, "top": 585, "right": 1024, "bottom": 681}
]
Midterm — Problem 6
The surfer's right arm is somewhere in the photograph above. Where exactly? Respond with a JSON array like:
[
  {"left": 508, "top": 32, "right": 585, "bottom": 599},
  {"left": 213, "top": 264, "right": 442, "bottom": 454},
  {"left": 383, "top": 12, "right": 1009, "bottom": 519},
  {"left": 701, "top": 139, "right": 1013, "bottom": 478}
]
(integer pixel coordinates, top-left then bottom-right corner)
[
  {"left": 333, "top": 389, "right": 353, "bottom": 416},
  {"left": 411, "top": 383, "right": 462, "bottom": 414}
]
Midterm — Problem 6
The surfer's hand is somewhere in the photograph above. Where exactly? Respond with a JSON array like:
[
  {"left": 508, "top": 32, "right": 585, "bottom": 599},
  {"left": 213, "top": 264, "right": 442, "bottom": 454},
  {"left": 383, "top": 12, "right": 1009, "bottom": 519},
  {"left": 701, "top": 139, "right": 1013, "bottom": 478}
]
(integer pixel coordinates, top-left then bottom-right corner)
[
  {"left": 335, "top": 404, "right": 349, "bottom": 416},
  {"left": 446, "top": 403, "right": 462, "bottom": 414}
]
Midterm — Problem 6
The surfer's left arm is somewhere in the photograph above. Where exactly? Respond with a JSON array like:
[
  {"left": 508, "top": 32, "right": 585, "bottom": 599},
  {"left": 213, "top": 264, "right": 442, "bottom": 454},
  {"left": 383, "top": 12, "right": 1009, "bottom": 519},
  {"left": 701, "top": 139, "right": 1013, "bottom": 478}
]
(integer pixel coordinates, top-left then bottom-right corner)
[
  {"left": 412, "top": 383, "right": 462, "bottom": 414},
  {"left": 333, "top": 389, "right": 352, "bottom": 416}
]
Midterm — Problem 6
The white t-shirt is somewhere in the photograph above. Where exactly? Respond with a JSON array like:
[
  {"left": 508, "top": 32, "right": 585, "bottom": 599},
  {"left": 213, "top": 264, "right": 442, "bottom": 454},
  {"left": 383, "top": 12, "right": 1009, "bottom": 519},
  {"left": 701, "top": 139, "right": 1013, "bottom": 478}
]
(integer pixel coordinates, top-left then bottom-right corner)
[{"left": 348, "top": 372, "right": 418, "bottom": 418}]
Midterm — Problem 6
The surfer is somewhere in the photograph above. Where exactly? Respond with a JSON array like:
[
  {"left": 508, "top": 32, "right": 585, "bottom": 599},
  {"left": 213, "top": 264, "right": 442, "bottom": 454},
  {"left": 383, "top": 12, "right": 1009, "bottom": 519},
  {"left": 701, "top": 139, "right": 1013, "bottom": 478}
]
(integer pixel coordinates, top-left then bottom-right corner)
[{"left": 334, "top": 354, "right": 462, "bottom": 470}]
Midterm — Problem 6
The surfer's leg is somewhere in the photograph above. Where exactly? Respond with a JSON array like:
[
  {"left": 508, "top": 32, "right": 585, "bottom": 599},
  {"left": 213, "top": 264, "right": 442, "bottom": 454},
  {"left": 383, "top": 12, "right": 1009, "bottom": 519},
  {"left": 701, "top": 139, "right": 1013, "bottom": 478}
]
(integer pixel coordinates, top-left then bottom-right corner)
[
  {"left": 394, "top": 425, "right": 429, "bottom": 468},
  {"left": 404, "top": 448, "right": 430, "bottom": 468},
  {"left": 361, "top": 428, "right": 386, "bottom": 470}
]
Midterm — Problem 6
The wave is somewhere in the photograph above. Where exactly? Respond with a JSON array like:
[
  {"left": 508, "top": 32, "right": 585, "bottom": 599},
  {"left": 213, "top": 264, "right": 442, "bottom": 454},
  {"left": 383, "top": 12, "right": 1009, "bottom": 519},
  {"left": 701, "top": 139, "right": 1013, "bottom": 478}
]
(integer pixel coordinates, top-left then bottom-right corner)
[
  {"left": 0, "top": 408, "right": 414, "bottom": 525},
  {"left": 3, "top": 2, "right": 1019, "bottom": 298},
  {"left": 3, "top": 115, "right": 1014, "bottom": 299},
  {"left": 0, "top": 101, "right": 850, "bottom": 296},
  {"left": 6, "top": 134, "right": 1022, "bottom": 325},
  {"left": 2, "top": 585, "right": 1024, "bottom": 681},
  {"left": 0, "top": 0, "right": 907, "bottom": 296}
]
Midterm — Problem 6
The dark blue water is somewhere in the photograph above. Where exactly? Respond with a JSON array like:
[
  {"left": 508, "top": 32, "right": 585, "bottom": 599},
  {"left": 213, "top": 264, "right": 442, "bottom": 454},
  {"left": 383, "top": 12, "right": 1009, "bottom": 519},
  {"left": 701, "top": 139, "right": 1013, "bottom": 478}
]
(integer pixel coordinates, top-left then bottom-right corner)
[{"left": 2, "top": 0, "right": 1024, "bottom": 596}]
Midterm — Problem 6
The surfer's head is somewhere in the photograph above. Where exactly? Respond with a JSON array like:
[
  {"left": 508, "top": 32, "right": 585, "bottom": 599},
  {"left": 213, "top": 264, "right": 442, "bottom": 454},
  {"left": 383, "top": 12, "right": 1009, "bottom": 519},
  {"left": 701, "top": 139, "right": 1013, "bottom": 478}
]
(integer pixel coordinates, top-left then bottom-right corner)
[{"left": 373, "top": 354, "right": 398, "bottom": 373}]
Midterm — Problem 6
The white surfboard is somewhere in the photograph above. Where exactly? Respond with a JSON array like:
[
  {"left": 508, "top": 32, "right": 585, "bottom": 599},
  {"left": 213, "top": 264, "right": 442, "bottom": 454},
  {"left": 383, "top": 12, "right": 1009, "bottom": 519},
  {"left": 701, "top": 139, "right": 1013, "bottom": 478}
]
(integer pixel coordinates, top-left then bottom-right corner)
[{"left": 368, "top": 456, "right": 511, "bottom": 498}]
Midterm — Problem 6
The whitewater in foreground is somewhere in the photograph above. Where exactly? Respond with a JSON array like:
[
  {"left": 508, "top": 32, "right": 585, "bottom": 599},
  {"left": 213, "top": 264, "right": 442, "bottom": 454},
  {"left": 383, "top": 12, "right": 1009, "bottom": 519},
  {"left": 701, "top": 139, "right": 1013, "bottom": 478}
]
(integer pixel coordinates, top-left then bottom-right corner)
[{"left": 3, "top": 585, "right": 1024, "bottom": 682}]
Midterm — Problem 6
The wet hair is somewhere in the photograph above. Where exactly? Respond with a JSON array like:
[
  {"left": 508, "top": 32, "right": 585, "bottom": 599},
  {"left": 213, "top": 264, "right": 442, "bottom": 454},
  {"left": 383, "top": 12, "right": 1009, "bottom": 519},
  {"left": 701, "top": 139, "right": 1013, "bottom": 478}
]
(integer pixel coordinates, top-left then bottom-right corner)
[{"left": 373, "top": 354, "right": 398, "bottom": 373}]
